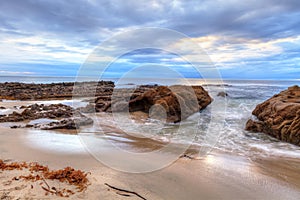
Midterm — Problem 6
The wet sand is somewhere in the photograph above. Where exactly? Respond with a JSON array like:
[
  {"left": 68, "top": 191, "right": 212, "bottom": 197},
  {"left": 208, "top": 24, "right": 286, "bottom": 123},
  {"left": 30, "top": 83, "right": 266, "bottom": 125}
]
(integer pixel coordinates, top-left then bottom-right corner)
[
  {"left": 1, "top": 100, "right": 300, "bottom": 199},
  {"left": 1, "top": 126, "right": 300, "bottom": 199}
]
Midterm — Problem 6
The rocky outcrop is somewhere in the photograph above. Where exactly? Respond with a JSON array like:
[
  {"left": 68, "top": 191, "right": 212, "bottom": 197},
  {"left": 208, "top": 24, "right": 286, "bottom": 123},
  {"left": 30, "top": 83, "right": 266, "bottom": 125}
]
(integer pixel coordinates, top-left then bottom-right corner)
[
  {"left": 0, "top": 103, "right": 93, "bottom": 130},
  {"left": 0, "top": 104, "right": 73, "bottom": 122},
  {"left": 38, "top": 117, "right": 94, "bottom": 130},
  {"left": 128, "top": 85, "right": 212, "bottom": 122},
  {"left": 84, "top": 85, "right": 212, "bottom": 123},
  {"left": 0, "top": 81, "right": 114, "bottom": 100},
  {"left": 246, "top": 85, "right": 300, "bottom": 146}
]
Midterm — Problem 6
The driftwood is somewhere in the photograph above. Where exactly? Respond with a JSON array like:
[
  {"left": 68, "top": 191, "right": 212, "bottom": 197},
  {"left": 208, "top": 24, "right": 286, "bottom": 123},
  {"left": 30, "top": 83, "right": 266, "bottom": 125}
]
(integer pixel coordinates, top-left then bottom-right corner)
[
  {"left": 104, "top": 183, "right": 147, "bottom": 200},
  {"left": 179, "top": 154, "right": 197, "bottom": 160}
]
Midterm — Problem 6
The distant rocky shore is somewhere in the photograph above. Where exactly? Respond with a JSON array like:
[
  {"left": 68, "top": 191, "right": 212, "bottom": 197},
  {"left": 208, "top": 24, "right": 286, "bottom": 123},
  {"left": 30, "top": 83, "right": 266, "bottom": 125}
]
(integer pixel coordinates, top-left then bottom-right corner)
[
  {"left": 3, "top": 80, "right": 299, "bottom": 147},
  {"left": 246, "top": 85, "right": 300, "bottom": 146},
  {"left": 0, "top": 81, "right": 213, "bottom": 130},
  {"left": 0, "top": 81, "right": 114, "bottom": 100}
]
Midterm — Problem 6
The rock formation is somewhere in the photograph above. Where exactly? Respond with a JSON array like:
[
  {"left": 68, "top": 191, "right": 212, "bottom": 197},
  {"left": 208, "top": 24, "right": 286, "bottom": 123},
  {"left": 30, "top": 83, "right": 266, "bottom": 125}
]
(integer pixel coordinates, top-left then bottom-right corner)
[
  {"left": 83, "top": 85, "right": 212, "bottom": 123},
  {"left": 0, "top": 81, "right": 114, "bottom": 100},
  {"left": 0, "top": 103, "right": 93, "bottom": 130},
  {"left": 246, "top": 85, "right": 300, "bottom": 146}
]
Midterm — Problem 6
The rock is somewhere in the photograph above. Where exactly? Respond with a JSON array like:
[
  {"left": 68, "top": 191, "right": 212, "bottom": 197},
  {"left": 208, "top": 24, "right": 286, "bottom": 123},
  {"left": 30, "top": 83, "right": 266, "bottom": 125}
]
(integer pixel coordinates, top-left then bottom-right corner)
[
  {"left": 25, "top": 124, "right": 34, "bottom": 128},
  {"left": 10, "top": 125, "right": 21, "bottom": 129},
  {"left": 128, "top": 85, "right": 212, "bottom": 122},
  {"left": 111, "top": 101, "right": 128, "bottom": 112},
  {"left": 80, "top": 85, "right": 154, "bottom": 113},
  {"left": 39, "top": 117, "right": 93, "bottom": 130},
  {"left": 80, "top": 84, "right": 212, "bottom": 122},
  {"left": 0, "top": 106, "right": 5, "bottom": 109},
  {"left": 245, "top": 119, "right": 265, "bottom": 132},
  {"left": 217, "top": 92, "right": 228, "bottom": 97},
  {"left": 245, "top": 85, "right": 300, "bottom": 146},
  {"left": 93, "top": 85, "right": 212, "bottom": 123},
  {"left": 77, "top": 103, "right": 96, "bottom": 113},
  {"left": 0, "top": 103, "right": 93, "bottom": 130},
  {"left": 0, "top": 81, "right": 114, "bottom": 100}
]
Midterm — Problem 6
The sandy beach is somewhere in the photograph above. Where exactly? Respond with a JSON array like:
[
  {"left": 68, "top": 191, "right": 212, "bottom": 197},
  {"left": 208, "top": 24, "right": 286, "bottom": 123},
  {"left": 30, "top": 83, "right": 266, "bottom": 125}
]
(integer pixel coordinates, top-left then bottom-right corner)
[
  {"left": 2, "top": 0, "right": 300, "bottom": 199},
  {"left": 0, "top": 87, "right": 300, "bottom": 199},
  {"left": 1, "top": 123, "right": 300, "bottom": 199}
]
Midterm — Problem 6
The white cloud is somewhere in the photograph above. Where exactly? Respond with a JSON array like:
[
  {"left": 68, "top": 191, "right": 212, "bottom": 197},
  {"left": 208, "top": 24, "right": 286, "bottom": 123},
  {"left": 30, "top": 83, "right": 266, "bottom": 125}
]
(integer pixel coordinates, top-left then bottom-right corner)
[
  {"left": 0, "top": 70, "right": 35, "bottom": 75},
  {"left": 166, "top": 35, "right": 300, "bottom": 67},
  {"left": 0, "top": 36, "right": 92, "bottom": 64}
]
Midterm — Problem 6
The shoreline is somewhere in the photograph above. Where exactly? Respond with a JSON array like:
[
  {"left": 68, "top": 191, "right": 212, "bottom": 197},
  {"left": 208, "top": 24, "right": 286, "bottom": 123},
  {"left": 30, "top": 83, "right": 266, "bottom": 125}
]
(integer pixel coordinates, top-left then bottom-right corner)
[
  {"left": 1, "top": 82, "right": 300, "bottom": 199},
  {"left": 1, "top": 126, "right": 300, "bottom": 199}
]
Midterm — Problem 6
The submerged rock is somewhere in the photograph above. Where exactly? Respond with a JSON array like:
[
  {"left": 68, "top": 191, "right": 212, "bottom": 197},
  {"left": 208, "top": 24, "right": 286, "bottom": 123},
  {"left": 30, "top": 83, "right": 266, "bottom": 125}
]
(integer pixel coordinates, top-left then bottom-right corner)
[
  {"left": 245, "top": 85, "right": 300, "bottom": 146},
  {"left": 217, "top": 91, "right": 228, "bottom": 97}
]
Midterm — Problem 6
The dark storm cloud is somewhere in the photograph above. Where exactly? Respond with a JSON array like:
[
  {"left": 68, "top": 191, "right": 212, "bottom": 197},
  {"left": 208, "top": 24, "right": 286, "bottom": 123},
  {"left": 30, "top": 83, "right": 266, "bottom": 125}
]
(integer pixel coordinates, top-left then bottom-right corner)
[
  {"left": 1, "top": 0, "right": 300, "bottom": 41},
  {"left": 0, "top": 0, "right": 166, "bottom": 42},
  {"left": 165, "top": 0, "right": 300, "bottom": 39}
]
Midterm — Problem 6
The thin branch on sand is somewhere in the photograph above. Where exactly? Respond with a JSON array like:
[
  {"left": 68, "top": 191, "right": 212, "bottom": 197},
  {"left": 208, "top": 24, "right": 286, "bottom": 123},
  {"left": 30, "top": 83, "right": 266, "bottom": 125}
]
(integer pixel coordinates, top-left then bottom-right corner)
[{"left": 104, "top": 183, "right": 147, "bottom": 200}]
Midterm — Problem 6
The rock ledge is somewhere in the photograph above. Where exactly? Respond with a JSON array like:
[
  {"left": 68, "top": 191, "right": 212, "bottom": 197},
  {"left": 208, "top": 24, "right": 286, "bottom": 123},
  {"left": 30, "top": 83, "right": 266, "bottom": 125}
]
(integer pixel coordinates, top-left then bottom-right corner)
[{"left": 246, "top": 85, "right": 300, "bottom": 146}]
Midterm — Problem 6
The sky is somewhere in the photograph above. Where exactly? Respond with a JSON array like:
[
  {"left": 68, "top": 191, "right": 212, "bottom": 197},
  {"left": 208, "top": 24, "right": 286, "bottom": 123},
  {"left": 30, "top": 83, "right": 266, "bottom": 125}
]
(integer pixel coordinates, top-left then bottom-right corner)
[{"left": 0, "top": 0, "right": 300, "bottom": 79}]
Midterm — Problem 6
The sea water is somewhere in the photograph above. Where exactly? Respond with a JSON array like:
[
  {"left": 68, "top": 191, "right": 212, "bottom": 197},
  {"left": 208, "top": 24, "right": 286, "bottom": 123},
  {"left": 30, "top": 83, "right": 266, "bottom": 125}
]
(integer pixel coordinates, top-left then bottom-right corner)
[{"left": 1, "top": 76, "right": 300, "bottom": 158}]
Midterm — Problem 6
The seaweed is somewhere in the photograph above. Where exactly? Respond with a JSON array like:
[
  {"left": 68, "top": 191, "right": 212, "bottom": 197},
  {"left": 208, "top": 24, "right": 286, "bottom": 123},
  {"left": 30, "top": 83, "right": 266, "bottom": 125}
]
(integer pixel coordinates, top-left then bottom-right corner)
[{"left": 0, "top": 159, "right": 90, "bottom": 197}]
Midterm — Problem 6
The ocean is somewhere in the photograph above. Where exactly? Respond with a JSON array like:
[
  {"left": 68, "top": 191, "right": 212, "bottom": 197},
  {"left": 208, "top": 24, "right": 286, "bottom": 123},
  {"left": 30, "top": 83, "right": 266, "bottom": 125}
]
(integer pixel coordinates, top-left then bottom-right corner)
[{"left": 1, "top": 76, "right": 300, "bottom": 159}]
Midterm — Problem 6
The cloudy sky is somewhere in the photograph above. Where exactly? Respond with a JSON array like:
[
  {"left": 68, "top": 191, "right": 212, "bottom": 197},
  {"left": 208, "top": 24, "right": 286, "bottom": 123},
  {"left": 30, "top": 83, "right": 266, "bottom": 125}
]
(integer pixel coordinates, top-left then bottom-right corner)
[{"left": 0, "top": 0, "right": 300, "bottom": 79}]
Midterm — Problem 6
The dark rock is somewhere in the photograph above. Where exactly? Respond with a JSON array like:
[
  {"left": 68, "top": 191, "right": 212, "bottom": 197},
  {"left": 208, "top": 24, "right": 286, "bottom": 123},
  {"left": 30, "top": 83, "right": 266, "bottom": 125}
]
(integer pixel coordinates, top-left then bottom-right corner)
[
  {"left": 217, "top": 92, "right": 228, "bottom": 97},
  {"left": 39, "top": 117, "right": 93, "bottom": 130},
  {"left": 0, "top": 106, "right": 5, "bottom": 109},
  {"left": 0, "top": 103, "right": 93, "bottom": 130},
  {"left": 10, "top": 125, "right": 21, "bottom": 129},
  {"left": 245, "top": 119, "right": 265, "bottom": 132},
  {"left": 246, "top": 85, "right": 300, "bottom": 146},
  {"left": 25, "top": 124, "right": 34, "bottom": 128},
  {"left": 0, "top": 81, "right": 114, "bottom": 100}
]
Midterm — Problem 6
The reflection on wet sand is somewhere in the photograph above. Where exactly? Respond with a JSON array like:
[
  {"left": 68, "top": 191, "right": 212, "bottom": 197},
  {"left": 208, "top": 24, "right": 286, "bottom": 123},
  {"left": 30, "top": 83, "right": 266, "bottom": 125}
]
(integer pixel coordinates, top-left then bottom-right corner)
[
  {"left": 252, "top": 157, "right": 300, "bottom": 189},
  {"left": 1, "top": 126, "right": 300, "bottom": 199},
  {"left": 1, "top": 99, "right": 300, "bottom": 199}
]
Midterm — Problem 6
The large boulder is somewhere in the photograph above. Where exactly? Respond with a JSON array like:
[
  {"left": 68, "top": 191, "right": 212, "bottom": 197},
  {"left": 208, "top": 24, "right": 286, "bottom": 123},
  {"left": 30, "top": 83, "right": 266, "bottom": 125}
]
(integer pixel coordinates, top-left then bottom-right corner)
[
  {"left": 85, "top": 85, "right": 212, "bottom": 123},
  {"left": 80, "top": 85, "right": 212, "bottom": 123},
  {"left": 245, "top": 85, "right": 300, "bottom": 146},
  {"left": 127, "top": 85, "right": 212, "bottom": 122}
]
